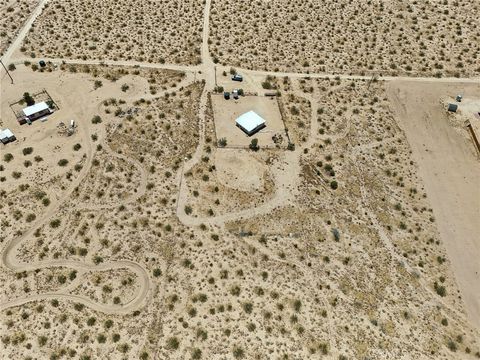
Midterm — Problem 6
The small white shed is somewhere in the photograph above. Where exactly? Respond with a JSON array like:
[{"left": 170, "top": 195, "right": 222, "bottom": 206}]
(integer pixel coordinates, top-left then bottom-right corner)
[
  {"left": 235, "top": 111, "right": 266, "bottom": 136},
  {"left": 0, "top": 129, "right": 16, "bottom": 144}
]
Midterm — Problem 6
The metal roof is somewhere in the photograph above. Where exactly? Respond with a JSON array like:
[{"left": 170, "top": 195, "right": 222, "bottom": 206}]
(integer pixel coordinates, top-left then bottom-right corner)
[
  {"left": 235, "top": 111, "right": 266, "bottom": 133},
  {"left": 22, "top": 101, "right": 49, "bottom": 117},
  {"left": 0, "top": 128, "right": 14, "bottom": 139}
]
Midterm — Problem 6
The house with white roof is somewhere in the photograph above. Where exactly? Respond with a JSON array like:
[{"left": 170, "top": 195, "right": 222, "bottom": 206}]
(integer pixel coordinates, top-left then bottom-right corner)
[
  {"left": 235, "top": 110, "right": 266, "bottom": 136},
  {"left": 19, "top": 101, "right": 52, "bottom": 124}
]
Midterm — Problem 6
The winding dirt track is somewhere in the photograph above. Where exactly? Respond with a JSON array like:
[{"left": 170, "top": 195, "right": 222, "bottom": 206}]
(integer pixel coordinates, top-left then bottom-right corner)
[
  {"left": 0, "top": 0, "right": 478, "bottom": 338},
  {"left": 0, "top": 0, "right": 207, "bottom": 316}
]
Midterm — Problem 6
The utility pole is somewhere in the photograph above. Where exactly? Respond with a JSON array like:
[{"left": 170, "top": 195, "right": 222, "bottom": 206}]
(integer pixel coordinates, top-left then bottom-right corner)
[{"left": 0, "top": 59, "right": 14, "bottom": 84}]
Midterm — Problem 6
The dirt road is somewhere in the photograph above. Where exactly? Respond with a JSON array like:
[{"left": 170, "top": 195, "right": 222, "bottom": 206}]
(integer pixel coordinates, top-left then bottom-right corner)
[{"left": 387, "top": 80, "right": 480, "bottom": 329}]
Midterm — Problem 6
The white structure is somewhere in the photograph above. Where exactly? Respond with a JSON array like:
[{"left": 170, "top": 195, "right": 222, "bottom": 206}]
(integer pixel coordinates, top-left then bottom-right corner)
[
  {"left": 235, "top": 110, "right": 266, "bottom": 136},
  {"left": 21, "top": 101, "right": 52, "bottom": 123},
  {"left": 0, "top": 129, "right": 16, "bottom": 144}
]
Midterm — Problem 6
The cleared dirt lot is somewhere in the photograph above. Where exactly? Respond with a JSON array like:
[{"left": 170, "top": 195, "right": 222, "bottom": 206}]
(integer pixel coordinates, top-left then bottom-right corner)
[
  {"left": 211, "top": 94, "right": 286, "bottom": 148},
  {"left": 215, "top": 149, "right": 266, "bottom": 192},
  {"left": 387, "top": 80, "right": 480, "bottom": 329}
]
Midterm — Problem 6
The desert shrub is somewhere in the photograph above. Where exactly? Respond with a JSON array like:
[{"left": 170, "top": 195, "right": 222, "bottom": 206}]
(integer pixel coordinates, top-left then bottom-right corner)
[
  {"left": 3, "top": 153, "right": 13, "bottom": 162},
  {"left": 191, "top": 348, "right": 202, "bottom": 359},
  {"left": 58, "top": 159, "right": 69, "bottom": 166},
  {"left": 104, "top": 319, "right": 113, "bottom": 329},
  {"left": 262, "top": 81, "right": 272, "bottom": 89},
  {"left": 293, "top": 299, "right": 302, "bottom": 312},
  {"left": 153, "top": 268, "right": 162, "bottom": 277},
  {"left": 118, "top": 343, "right": 130, "bottom": 353},
  {"left": 249, "top": 138, "right": 259, "bottom": 151},
  {"left": 218, "top": 138, "right": 227, "bottom": 147},
  {"left": 232, "top": 346, "right": 245, "bottom": 359},
  {"left": 434, "top": 282, "right": 447, "bottom": 297},
  {"left": 91, "top": 115, "right": 102, "bottom": 124},
  {"left": 23, "top": 92, "right": 35, "bottom": 106},
  {"left": 97, "top": 334, "right": 106, "bottom": 343},
  {"left": 447, "top": 340, "right": 457, "bottom": 352},
  {"left": 22, "top": 147, "right": 34, "bottom": 155},
  {"left": 166, "top": 337, "right": 179, "bottom": 350},
  {"left": 242, "top": 302, "right": 253, "bottom": 314},
  {"left": 50, "top": 219, "right": 61, "bottom": 228},
  {"left": 38, "top": 335, "right": 47, "bottom": 346}
]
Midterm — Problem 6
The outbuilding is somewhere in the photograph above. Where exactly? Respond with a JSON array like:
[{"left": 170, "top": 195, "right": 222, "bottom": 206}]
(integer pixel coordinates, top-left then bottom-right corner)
[
  {"left": 448, "top": 103, "right": 458, "bottom": 112},
  {"left": 235, "top": 110, "right": 266, "bottom": 136},
  {"left": 20, "top": 101, "right": 52, "bottom": 124},
  {"left": 0, "top": 129, "right": 16, "bottom": 144}
]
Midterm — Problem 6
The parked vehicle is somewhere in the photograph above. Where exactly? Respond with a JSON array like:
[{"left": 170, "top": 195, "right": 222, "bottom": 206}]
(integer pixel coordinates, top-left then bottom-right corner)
[
  {"left": 232, "top": 89, "right": 239, "bottom": 99},
  {"left": 232, "top": 74, "right": 243, "bottom": 82},
  {"left": 224, "top": 91, "right": 230, "bottom": 100}
]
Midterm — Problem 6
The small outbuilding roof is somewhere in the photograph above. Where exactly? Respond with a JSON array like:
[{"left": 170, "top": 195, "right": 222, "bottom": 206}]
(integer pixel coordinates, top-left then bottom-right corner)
[
  {"left": 448, "top": 103, "right": 458, "bottom": 112},
  {"left": 0, "top": 128, "right": 15, "bottom": 142},
  {"left": 23, "top": 101, "right": 49, "bottom": 117},
  {"left": 236, "top": 111, "right": 266, "bottom": 134}
]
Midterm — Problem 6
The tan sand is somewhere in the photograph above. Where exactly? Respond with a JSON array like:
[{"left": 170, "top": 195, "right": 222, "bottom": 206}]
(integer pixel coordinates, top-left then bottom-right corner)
[{"left": 387, "top": 80, "right": 480, "bottom": 329}]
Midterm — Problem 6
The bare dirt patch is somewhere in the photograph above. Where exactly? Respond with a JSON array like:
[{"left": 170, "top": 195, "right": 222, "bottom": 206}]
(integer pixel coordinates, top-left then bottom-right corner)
[{"left": 215, "top": 149, "right": 266, "bottom": 192}]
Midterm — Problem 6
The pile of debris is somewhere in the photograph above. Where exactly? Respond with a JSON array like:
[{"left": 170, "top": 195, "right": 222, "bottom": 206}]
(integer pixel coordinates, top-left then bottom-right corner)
[{"left": 57, "top": 120, "right": 76, "bottom": 136}]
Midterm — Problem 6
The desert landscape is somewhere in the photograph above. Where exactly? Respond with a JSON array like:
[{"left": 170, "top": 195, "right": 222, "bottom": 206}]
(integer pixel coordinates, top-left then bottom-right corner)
[
  {"left": 1, "top": 0, "right": 479, "bottom": 359},
  {"left": 0, "top": 0, "right": 38, "bottom": 55},
  {"left": 209, "top": 0, "right": 480, "bottom": 77}
]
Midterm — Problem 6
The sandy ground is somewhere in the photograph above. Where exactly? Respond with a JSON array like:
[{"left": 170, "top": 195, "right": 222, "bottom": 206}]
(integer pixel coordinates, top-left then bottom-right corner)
[
  {"left": 1, "top": 0, "right": 480, "bottom": 357},
  {"left": 215, "top": 149, "right": 265, "bottom": 192},
  {"left": 387, "top": 80, "right": 480, "bottom": 329},
  {"left": 211, "top": 94, "right": 285, "bottom": 148}
]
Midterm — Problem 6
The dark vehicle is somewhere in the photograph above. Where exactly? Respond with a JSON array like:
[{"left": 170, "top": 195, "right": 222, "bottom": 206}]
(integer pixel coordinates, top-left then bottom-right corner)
[
  {"left": 39, "top": 60, "right": 46, "bottom": 67},
  {"left": 232, "top": 74, "right": 243, "bottom": 82},
  {"left": 224, "top": 91, "right": 230, "bottom": 100}
]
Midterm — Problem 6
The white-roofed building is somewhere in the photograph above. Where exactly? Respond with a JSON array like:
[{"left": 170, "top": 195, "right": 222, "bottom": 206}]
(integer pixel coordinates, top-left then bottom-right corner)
[
  {"left": 235, "top": 110, "right": 266, "bottom": 136},
  {"left": 0, "top": 129, "right": 16, "bottom": 144},
  {"left": 20, "top": 101, "right": 52, "bottom": 124}
]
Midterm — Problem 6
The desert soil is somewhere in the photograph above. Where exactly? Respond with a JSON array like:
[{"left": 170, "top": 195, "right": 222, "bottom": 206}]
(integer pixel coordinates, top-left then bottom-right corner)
[
  {"left": 209, "top": 0, "right": 480, "bottom": 77},
  {"left": 1, "top": 0, "right": 479, "bottom": 359},
  {"left": 387, "top": 80, "right": 480, "bottom": 328}
]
